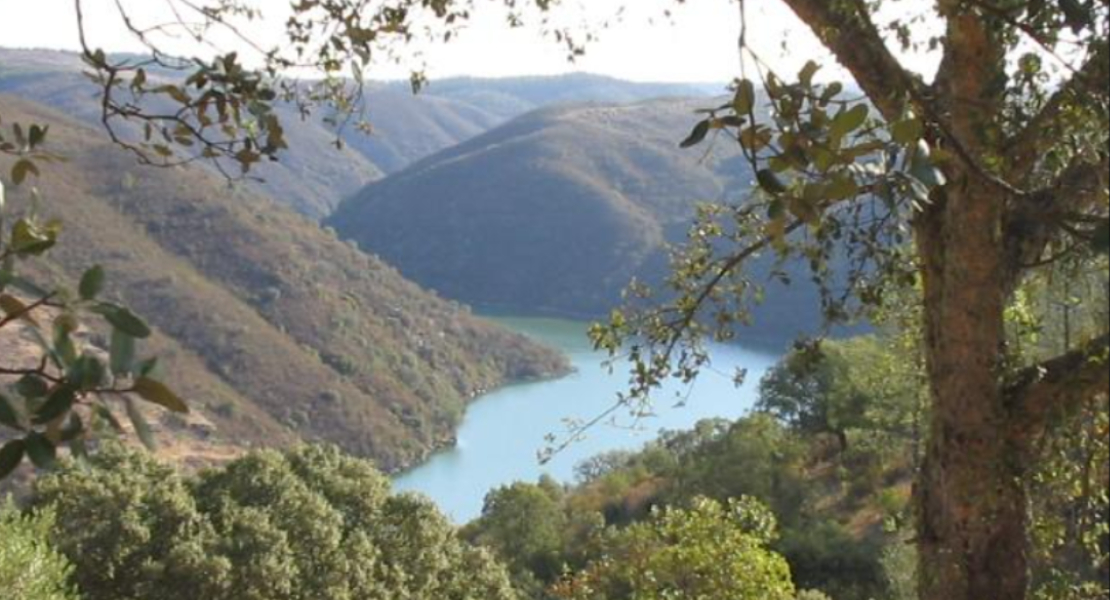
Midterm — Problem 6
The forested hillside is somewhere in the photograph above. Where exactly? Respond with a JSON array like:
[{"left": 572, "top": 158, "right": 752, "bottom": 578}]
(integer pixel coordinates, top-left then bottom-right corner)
[
  {"left": 329, "top": 99, "right": 833, "bottom": 340},
  {"left": 0, "top": 94, "right": 568, "bottom": 471}
]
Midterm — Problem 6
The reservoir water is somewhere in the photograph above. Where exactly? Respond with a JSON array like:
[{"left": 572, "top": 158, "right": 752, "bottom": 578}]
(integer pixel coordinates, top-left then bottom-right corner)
[{"left": 392, "top": 317, "right": 780, "bottom": 523}]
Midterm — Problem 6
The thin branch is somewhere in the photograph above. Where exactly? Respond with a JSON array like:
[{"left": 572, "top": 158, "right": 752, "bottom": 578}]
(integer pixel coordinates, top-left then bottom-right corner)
[
  {"left": 1006, "top": 43, "right": 1110, "bottom": 181},
  {"left": 778, "top": 0, "right": 912, "bottom": 122},
  {"left": 0, "top": 293, "right": 57, "bottom": 329}
]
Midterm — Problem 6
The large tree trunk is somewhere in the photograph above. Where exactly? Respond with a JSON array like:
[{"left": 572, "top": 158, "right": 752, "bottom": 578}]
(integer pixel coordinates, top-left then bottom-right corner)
[{"left": 914, "top": 172, "right": 1029, "bottom": 600}]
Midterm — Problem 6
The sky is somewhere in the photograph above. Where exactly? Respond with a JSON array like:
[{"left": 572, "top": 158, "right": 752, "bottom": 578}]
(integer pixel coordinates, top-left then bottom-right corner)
[{"left": 0, "top": 0, "right": 839, "bottom": 85}]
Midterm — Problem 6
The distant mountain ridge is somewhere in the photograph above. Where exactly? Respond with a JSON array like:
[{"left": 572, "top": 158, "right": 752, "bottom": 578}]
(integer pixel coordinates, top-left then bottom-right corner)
[
  {"left": 1, "top": 94, "right": 568, "bottom": 470},
  {"left": 0, "top": 47, "right": 721, "bottom": 218}
]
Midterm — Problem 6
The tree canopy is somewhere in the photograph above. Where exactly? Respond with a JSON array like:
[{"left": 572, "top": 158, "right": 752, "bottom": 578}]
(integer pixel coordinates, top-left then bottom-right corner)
[{"left": 31, "top": 443, "right": 518, "bottom": 600}]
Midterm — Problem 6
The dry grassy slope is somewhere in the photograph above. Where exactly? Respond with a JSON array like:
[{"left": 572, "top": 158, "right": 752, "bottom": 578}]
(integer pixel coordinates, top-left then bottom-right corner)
[
  {"left": 1, "top": 94, "right": 568, "bottom": 470},
  {"left": 0, "top": 49, "right": 500, "bottom": 218},
  {"left": 0, "top": 62, "right": 383, "bottom": 219}
]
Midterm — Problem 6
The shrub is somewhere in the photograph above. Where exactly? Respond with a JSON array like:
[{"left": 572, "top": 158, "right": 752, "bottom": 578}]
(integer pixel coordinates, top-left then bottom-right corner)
[
  {"left": 0, "top": 501, "right": 80, "bottom": 600},
  {"left": 32, "top": 443, "right": 518, "bottom": 600}
]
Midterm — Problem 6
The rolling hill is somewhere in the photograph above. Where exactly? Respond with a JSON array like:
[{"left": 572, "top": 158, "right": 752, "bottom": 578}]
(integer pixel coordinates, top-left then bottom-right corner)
[
  {"left": 328, "top": 99, "right": 831, "bottom": 342},
  {"left": 1, "top": 94, "right": 568, "bottom": 471},
  {"left": 1, "top": 48, "right": 719, "bottom": 218}
]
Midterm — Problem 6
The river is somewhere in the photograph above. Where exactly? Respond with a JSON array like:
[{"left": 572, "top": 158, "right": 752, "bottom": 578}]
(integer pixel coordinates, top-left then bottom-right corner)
[{"left": 392, "top": 317, "right": 780, "bottom": 523}]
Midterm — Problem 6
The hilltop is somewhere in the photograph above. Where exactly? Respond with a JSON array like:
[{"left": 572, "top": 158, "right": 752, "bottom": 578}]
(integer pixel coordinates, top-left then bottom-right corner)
[
  {"left": 0, "top": 48, "right": 719, "bottom": 218},
  {"left": 0, "top": 94, "right": 568, "bottom": 471}
]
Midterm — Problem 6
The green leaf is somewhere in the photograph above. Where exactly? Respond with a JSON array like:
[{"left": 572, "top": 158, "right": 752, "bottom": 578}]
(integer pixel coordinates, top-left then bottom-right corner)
[
  {"left": 52, "top": 328, "right": 78, "bottom": 368},
  {"left": 93, "top": 303, "right": 153, "bottom": 338},
  {"left": 110, "top": 329, "right": 137, "bottom": 376},
  {"left": 69, "top": 354, "right": 107, "bottom": 391},
  {"left": 891, "top": 117, "right": 923, "bottom": 145},
  {"left": 133, "top": 377, "right": 188, "bottom": 413},
  {"left": 0, "top": 439, "right": 26, "bottom": 479},
  {"left": 33, "top": 385, "right": 76, "bottom": 425},
  {"left": 10, "top": 219, "right": 57, "bottom": 255},
  {"left": 0, "top": 294, "right": 38, "bottom": 326},
  {"left": 799, "top": 60, "right": 821, "bottom": 86},
  {"left": 28, "top": 124, "right": 48, "bottom": 148},
  {"left": 680, "top": 120, "right": 712, "bottom": 149},
  {"left": 11, "top": 158, "right": 39, "bottom": 185},
  {"left": 0, "top": 393, "right": 23, "bottom": 431},
  {"left": 825, "top": 174, "right": 860, "bottom": 201},
  {"left": 819, "top": 82, "right": 843, "bottom": 105},
  {"left": 756, "top": 169, "right": 788, "bottom": 195},
  {"left": 829, "top": 104, "right": 870, "bottom": 140},
  {"left": 79, "top": 265, "right": 106, "bottom": 300},
  {"left": 15, "top": 374, "right": 49, "bottom": 399},
  {"left": 734, "top": 79, "right": 756, "bottom": 115},
  {"left": 25, "top": 433, "right": 56, "bottom": 469},
  {"left": 125, "top": 397, "right": 157, "bottom": 450}
]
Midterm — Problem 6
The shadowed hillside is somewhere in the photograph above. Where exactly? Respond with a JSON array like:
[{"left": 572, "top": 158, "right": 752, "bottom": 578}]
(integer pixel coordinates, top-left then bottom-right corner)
[
  {"left": 329, "top": 99, "right": 831, "bottom": 342},
  {"left": 1, "top": 94, "right": 568, "bottom": 470}
]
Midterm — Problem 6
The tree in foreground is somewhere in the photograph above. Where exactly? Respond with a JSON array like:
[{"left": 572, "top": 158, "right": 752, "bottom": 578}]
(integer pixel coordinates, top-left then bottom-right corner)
[
  {"left": 31, "top": 443, "right": 517, "bottom": 600},
  {"left": 587, "top": 3, "right": 1110, "bottom": 600},
  {"left": 550, "top": 496, "right": 796, "bottom": 600}
]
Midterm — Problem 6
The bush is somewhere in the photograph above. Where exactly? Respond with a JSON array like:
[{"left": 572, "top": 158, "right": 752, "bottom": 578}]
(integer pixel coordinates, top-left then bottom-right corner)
[
  {"left": 552, "top": 497, "right": 796, "bottom": 600},
  {"left": 32, "top": 443, "right": 517, "bottom": 600},
  {"left": 0, "top": 501, "right": 80, "bottom": 600}
]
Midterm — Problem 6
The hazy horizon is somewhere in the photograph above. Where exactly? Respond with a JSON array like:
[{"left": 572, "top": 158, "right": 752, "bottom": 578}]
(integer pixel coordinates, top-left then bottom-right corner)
[{"left": 1, "top": 0, "right": 861, "bottom": 83}]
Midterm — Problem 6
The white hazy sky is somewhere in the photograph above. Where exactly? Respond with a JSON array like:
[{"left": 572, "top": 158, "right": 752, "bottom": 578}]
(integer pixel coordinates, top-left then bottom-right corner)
[{"left": 0, "top": 0, "right": 851, "bottom": 84}]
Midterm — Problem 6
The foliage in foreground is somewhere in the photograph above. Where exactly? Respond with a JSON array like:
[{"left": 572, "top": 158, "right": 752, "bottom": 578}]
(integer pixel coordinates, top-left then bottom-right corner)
[
  {"left": 2, "top": 129, "right": 186, "bottom": 481},
  {"left": 30, "top": 443, "right": 517, "bottom": 600},
  {"left": 550, "top": 496, "right": 795, "bottom": 600},
  {"left": 0, "top": 500, "right": 79, "bottom": 600},
  {"left": 469, "top": 292, "right": 1108, "bottom": 600}
]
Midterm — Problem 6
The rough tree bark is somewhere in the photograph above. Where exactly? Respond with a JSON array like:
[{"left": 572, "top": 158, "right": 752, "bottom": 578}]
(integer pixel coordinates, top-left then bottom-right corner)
[{"left": 776, "top": 2, "right": 1110, "bottom": 599}]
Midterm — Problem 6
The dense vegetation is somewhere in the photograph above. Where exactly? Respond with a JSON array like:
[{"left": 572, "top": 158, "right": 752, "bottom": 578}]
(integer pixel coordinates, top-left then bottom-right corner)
[
  {"left": 30, "top": 444, "right": 519, "bottom": 600},
  {"left": 1, "top": 290, "right": 1104, "bottom": 598},
  {"left": 465, "top": 331, "right": 923, "bottom": 600},
  {"left": 0, "top": 502, "right": 78, "bottom": 600},
  {"left": 465, "top": 294, "right": 1108, "bottom": 600},
  {"left": 1, "top": 95, "right": 568, "bottom": 471}
]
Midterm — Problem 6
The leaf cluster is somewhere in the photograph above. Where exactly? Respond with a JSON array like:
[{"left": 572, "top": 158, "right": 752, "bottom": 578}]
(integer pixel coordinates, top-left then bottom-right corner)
[{"left": 1, "top": 137, "right": 184, "bottom": 481}]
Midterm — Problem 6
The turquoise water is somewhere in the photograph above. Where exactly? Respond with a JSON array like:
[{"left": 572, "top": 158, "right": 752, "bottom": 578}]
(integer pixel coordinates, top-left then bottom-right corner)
[{"left": 392, "top": 317, "right": 780, "bottom": 523}]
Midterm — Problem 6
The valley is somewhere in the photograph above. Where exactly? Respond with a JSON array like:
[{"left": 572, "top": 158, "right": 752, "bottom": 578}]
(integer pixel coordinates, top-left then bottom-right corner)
[
  {"left": 4, "top": 12, "right": 1105, "bottom": 597},
  {"left": 394, "top": 316, "right": 780, "bottom": 522}
]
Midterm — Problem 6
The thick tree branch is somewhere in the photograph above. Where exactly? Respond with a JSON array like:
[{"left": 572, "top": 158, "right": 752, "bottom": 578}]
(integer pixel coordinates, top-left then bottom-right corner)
[
  {"left": 1006, "top": 333, "right": 1110, "bottom": 448},
  {"left": 1006, "top": 43, "right": 1110, "bottom": 181},
  {"left": 777, "top": 0, "right": 913, "bottom": 122},
  {"left": 934, "top": 2, "right": 1008, "bottom": 153}
]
